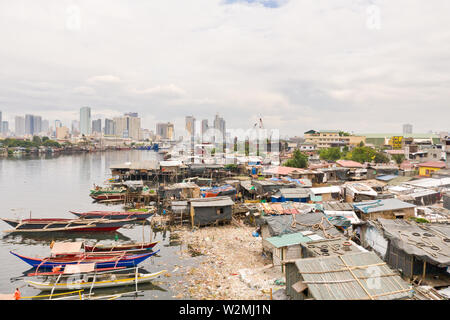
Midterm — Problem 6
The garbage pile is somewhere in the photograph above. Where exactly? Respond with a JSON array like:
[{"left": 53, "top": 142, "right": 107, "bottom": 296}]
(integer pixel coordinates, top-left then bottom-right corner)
[{"left": 171, "top": 224, "right": 281, "bottom": 299}]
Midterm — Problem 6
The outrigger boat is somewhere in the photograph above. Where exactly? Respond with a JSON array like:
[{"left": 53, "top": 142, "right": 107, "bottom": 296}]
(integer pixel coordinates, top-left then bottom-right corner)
[
  {"left": 24, "top": 263, "right": 167, "bottom": 291},
  {"left": 1, "top": 217, "right": 136, "bottom": 233},
  {"left": 84, "top": 241, "right": 158, "bottom": 253},
  {"left": 10, "top": 249, "right": 159, "bottom": 270},
  {"left": 11, "top": 242, "right": 160, "bottom": 271},
  {"left": 70, "top": 210, "right": 154, "bottom": 220}
]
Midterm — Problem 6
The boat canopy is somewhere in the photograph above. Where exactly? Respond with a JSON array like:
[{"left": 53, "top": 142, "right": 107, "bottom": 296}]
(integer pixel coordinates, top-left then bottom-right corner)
[
  {"left": 51, "top": 242, "right": 83, "bottom": 255},
  {"left": 64, "top": 263, "right": 96, "bottom": 274}
]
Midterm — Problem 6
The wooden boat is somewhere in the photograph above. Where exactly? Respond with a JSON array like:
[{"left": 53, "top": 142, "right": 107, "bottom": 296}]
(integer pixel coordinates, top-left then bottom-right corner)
[
  {"left": 25, "top": 265, "right": 167, "bottom": 291},
  {"left": 1, "top": 217, "right": 135, "bottom": 233},
  {"left": 70, "top": 210, "right": 153, "bottom": 220},
  {"left": 90, "top": 193, "right": 126, "bottom": 201},
  {"left": 84, "top": 241, "right": 158, "bottom": 253},
  {"left": 10, "top": 249, "right": 159, "bottom": 269}
]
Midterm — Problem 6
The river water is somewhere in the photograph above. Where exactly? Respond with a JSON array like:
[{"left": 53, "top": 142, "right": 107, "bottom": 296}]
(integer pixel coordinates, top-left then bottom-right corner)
[{"left": 0, "top": 150, "right": 195, "bottom": 300}]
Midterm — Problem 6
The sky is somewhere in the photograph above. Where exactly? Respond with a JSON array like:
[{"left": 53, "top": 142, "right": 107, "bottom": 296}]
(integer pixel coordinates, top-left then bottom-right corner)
[{"left": 0, "top": 0, "right": 449, "bottom": 137}]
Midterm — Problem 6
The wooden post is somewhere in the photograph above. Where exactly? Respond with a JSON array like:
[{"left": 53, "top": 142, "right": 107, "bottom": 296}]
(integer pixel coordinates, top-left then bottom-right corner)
[
  {"left": 422, "top": 261, "right": 427, "bottom": 281},
  {"left": 270, "top": 288, "right": 272, "bottom": 300}
]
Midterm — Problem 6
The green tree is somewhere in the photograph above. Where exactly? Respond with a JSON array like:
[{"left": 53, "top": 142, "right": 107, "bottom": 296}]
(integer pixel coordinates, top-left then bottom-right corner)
[
  {"left": 42, "top": 136, "right": 49, "bottom": 142},
  {"left": 350, "top": 146, "right": 377, "bottom": 163},
  {"left": 32, "top": 136, "right": 42, "bottom": 146},
  {"left": 359, "top": 141, "right": 365, "bottom": 147},
  {"left": 319, "top": 147, "right": 342, "bottom": 161},
  {"left": 284, "top": 150, "right": 308, "bottom": 169},
  {"left": 392, "top": 154, "right": 405, "bottom": 166},
  {"left": 374, "top": 152, "right": 390, "bottom": 164}
]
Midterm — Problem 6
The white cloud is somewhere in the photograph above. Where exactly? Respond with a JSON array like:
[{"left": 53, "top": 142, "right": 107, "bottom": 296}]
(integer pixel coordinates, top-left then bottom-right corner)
[
  {"left": 86, "top": 75, "right": 121, "bottom": 84},
  {"left": 131, "top": 84, "right": 186, "bottom": 98}
]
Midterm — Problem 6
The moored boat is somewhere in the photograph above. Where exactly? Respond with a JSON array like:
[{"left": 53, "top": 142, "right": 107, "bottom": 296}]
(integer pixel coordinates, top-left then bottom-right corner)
[
  {"left": 70, "top": 210, "right": 154, "bottom": 220},
  {"left": 1, "top": 217, "right": 136, "bottom": 233},
  {"left": 24, "top": 263, "right": 167, "bottom": 291},
  {"left": 84, "top": 241, "right": 158, "bottom": 252},
  {"left": 10, "top": 249, "right": 159, "bottom": 269}
]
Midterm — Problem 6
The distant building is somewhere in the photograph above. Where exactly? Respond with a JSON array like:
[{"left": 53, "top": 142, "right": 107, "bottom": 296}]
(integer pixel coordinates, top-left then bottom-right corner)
[
  {"left": 156, "top": 122, "right": 174, "bottom": 140},
  {"left": 92, "top": 119, "right": 102, "bottom": 133},
  {"left": 71, "top": 120, "right": 80, "bottom": 135},
  {"left": 14, "top": 116, "right": 25, "bottom": 136},
  {"left": 185, "top": 116, "right": 196, "bottom": 136},
  {"left": 114, "top": 115, "right": 141, "bottom": 140},
  {"left": 41, "top": 120, "right": 49, "bottom": 135},
  {"left": 304, "top": 130, "right": 365, "bottom": 149},
  {"left": 213, "top": 113, "right": 226, "bottom": 144},
  {"left": 104, "top": 118, "right": 115, "bottom": 135},
  {"left": 80, "top": 107, "right": 92, "bottom": 136},
  {"left": 1, "top": 121, "right": 8, "bottom": 135},
  {"left": 124, "top": 112, "right": 138, "bottom": 118},
  {"left": 56, "top": 126, "right": 70, "bottom": 139},
  {"left": 0, "top": 111, "right": 2, "bottom": 134},
  {"left": 25, "top": 114, "right": 42, "bottom": 135},
  {"left": 403, "top": 124, "right": 413, "bottom": 135}
]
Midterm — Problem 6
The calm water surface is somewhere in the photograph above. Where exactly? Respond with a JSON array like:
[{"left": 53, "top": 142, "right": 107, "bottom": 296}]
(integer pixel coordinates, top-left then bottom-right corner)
[{"left": 0, "top": 150, "right": 195, "bottom": 300}]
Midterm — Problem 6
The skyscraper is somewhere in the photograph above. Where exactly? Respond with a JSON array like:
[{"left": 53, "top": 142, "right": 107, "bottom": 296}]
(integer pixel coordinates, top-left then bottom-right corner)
[
  {"left": 71, "top": 120, "right": 80, "bottom": 135},
  {"left": 104, "top": 119, "right": 115, "bottom": 135},
  {"left": 15, "top": 116, "right": 25, "bottom": 136},
  {"left": 25, "top": 114, "right": 34, "bottom": 135},
  {"left": 213, "top": 113, "right": 226, "bottom": 143},
  {"left": 185, "top": 116, "right": 196, "bottom": 137},
  {"left": 33, "top": 116, "right": 42, "bottom": 135},
  {"left": 403, "top": 124, "right": 413, "bottom": 135},
  {"left": 156, "top": 122, "right": 174, "bottom": 140},
  {"left": 42, "top": 120, "right": 49, "bottom": 133},
  {"left": 92, "top": 119, "right": 102, "bottom": 133},
  {"left": 113, "top": 114, "right": 141, "bottom": 140},
  {"left": 80, "top": 107, "right": 92, "bottom": 136},
  {"left": 2, "top": 121, "right": 8, "bottom": 135}
]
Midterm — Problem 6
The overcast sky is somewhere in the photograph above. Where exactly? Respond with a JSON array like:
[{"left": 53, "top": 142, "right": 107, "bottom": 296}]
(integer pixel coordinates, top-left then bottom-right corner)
[{"left": 0, "top": 0, "right": 449, "bottom": 137}]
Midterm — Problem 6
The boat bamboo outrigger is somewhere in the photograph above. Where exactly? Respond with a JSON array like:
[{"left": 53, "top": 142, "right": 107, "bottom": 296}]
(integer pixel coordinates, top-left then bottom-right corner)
[
  {"left": 24, "top": 263, "right": 167, "bottom": 293},
  {"left": 1, "top": 217, "right": 136, "bottom": 233}
]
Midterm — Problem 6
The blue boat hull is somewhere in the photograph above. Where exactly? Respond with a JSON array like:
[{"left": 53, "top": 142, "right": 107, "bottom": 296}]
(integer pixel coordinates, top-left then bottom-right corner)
[{"left": 10, "top": 250, "right": 159, "bottom": 270}]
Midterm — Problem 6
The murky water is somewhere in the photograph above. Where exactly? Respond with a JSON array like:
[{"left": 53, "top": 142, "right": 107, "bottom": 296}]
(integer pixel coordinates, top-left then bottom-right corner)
[{"left": 0, "top": 150, "right": 195, "bottom": 300}]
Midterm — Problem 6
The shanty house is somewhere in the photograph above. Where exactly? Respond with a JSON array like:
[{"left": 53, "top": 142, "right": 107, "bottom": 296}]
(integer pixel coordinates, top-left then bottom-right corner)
[
  {"left": 271, "top": 188, "right": 311, "bottom": 203},
  {"left": 343, "top": 182, "right": 378, "bottom": 202},
  {"left": 189, "top": 196, "right": 234, "bottom": 227},
  {"left": 284, "top": 251, "right": 412, "bottom": 300},
  {"left": 361, "top": 219, "right": 450, "bottom": 287},
  {"left": 309, "top": 186, "right": 342, "bottom": 202},
  {"left": 353, "top": 198, "right": 416, "bottom": 221},
  {"left": 417, "top": 161, "right": 446, "bottom": 177}
]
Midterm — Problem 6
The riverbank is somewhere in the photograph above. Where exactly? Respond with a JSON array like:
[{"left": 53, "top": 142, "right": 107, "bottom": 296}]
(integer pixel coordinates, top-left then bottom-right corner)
[{"left": 169, "top": 224, "right": 285, "bottom": 300}]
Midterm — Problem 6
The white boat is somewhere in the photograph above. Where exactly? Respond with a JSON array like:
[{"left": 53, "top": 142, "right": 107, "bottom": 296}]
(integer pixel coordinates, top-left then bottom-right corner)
[{"left": 25, "top": 264, "right": 167, "bottom": 291}]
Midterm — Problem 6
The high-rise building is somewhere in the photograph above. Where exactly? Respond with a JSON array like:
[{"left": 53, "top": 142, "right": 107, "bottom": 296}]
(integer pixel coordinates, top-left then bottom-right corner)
[
  {"left": 33, "top": 116, "right": 42, "bottom": 135},
  {"left": 213, "top": 113, "right": 226, "bottom": 143},
  {"left": 104, "top": 119, "right": 115, "bottom": 135},
  {"left": 403, "top": 124, "right": 413, "bottom": 135},
  {"left": 2, "top": 121, "right": 8, "bottom": 135},
  {"left": 25, "top": 114, "right": 34, "bottom": 135},
  {"left": 71, "top": 120, "right": 80, "bottom": 135},
  {"left": 24, "top": 114, "right": 42, "bottom": 135},
  {"left": 15, "top": 116, "right": 25, "bottom": 136},
  {"left": 124, "top": 112, "right": 138, "bottom": 118},
  {"left": 92, "top": 119, "right": 102, "bottom": 133},
  {"left": 156, "top": 122, "right": 174, "bottom": 140},
  {"left": 185, "top": 116, "right": 196, "bottom": 137},
  {"left": 80, "top": 107, "right": 92, "bottom": 136},
  {"left": 113, "top": 114, "right": 141, "bottom": 140},
  {"left": 42, "top": 120, "right": 49, "bottom": 135},
  {"left": 55, "top": 120, "right": 62, "bottom": 129}
]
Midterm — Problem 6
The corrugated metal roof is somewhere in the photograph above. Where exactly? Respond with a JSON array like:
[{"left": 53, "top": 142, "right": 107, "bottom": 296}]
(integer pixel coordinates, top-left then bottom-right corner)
[
  {"left": 310, "top": 186, "right": 341, "bottom": 195},
  {"left": 265, "top": 232, "right": 312, "bottom": 248},
  {"left": 353, "top": 198, "right": 416, "bottom": 214},
  {"left": 190, "top": 196, "right": 234, "bottom": 207},
  {"left": 294, "top": 251, "right": 412, "bottom": 300}
]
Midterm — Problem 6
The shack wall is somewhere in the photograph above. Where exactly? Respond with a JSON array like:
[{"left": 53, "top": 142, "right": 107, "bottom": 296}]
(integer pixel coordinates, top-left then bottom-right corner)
[{"left": 193, "top": 205, "right": 232, "bottom": 226}]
